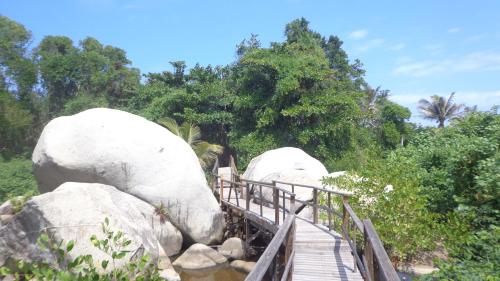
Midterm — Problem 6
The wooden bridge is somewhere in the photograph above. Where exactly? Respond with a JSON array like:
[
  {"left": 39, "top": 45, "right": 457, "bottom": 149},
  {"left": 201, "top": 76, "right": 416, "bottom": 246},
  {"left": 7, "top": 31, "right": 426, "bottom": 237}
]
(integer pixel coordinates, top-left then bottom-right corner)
[{"left": 213, "top": 159, "right": 400, "bottom": 281}]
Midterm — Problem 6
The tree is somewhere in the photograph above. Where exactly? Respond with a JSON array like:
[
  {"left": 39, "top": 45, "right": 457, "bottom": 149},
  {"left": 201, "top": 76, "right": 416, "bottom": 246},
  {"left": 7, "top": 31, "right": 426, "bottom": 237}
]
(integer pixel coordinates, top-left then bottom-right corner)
[
  {"left": 228, "top": 18, "right": 372, "bottom": 168},
  {"left": 418, "top": 92, "right": 463, "bottom": 128},
  {"left": 0, "top": 16, "right": 37, "bottom": 103},
  {"left": 158, "top": 118, "right": 223, "bottom": 169},
  {"left": 0, "top": 91, "right": 33, "bottom": 158}
]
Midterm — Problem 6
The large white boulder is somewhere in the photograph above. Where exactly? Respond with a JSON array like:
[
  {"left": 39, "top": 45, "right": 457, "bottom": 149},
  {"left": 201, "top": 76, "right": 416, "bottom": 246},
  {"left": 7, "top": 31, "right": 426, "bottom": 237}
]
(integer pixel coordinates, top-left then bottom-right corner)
[
  {"left": 242, "top": 147, "right": 328, "bottom": 204},
  {"left": 242, "top": 147, "right": 328, "bottom": 183},
  {"left": 0, "top": 182, "right": 182, "bottom": 268},
  {"left": 32, "top": 108, "right": 224, "bottom": 244}
]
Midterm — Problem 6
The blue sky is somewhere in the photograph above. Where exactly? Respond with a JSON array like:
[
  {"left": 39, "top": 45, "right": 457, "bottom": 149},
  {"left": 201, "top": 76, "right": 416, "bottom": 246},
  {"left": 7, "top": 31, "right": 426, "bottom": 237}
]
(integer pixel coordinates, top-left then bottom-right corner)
[{"left": 2, "top": 0, "right": 500, "bottom": 124}]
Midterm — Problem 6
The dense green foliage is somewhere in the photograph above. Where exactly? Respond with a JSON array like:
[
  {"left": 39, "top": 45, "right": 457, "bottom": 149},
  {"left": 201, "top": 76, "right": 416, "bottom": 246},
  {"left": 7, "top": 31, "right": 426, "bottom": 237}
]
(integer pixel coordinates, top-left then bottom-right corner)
[
  {"left": 325, "top": 153, "right": 439, "bottom": 262},
  {"left": 326, "top": 110, "right": 499, "bottom": 277},
  {"left": 401, "top": 111, "right": 499, "bottom": 228},
  {"left": 0, "top": 158, "right": 38, "bottom": 203},
  {"left": 422, "top": 226, "right": 499, "bottom": 281},
  {"left": 0, "top": 218, "right": 163, "bottom": 281}
]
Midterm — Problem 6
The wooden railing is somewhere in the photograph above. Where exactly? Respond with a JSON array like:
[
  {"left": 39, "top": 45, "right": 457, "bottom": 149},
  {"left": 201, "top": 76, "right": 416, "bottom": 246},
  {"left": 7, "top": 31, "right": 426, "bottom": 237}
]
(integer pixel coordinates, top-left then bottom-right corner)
[
  {"left": 273, "top": 180, "right": 352, "bottom": 229},
  {"left": 342, "top": 200, "right": 400, "bottom": 281},
  {"left": 271, "top": 180, "right": 400, "bottom": 281},
  {"left": 213, "top": 159, "right": 398, "bottom": 281},
  {"left": 220, "top": 178, "right": 296, "bottom": 227},
  {"left": 245, "top": 213, "right": 295, "bottom": 281}
]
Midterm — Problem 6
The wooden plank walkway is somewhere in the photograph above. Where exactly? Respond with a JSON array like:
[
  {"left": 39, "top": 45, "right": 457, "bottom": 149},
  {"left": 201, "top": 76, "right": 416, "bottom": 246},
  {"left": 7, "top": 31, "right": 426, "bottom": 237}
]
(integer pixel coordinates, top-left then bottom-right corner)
[
  {"left": 226, "top": 193, "right": 363, "bottom": 281},
  {"left": 293, "top": 217, "right": 363, "bottom": 281}
]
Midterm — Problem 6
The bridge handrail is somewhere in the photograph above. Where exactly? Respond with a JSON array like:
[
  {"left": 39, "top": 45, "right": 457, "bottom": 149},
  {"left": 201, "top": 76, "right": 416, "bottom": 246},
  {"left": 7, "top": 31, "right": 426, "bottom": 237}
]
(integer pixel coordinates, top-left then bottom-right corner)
[
  {"left": 342, "top": 199, "right": 400, "bottom": 281},
  {"left": 245, "top": 214, "right": 295, "bottom": 281},
  {"left": 214, "top": 160, "right": 399, "bottom": 281},
  {"left": 272, "top": 179, "right": 354, "bottom": 197},
  {"left": 219, "top": 178, "right": 296, "bottom": 226},
  {"left": 363, "top": 219, "right": 400, "bottom": 281}
]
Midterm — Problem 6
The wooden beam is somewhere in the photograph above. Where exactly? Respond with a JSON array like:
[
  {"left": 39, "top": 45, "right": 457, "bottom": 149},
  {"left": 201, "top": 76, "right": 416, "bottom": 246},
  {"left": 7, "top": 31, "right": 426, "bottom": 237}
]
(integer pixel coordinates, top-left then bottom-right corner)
[
  {"left": 245, "top": 214, "right": 295, "bottom": 281},
  {"left": 312, "top": 189, "right": 318, "bottom": 224},
  {"left": 363, "top": 219, "right": 400, "bottom": 281}
]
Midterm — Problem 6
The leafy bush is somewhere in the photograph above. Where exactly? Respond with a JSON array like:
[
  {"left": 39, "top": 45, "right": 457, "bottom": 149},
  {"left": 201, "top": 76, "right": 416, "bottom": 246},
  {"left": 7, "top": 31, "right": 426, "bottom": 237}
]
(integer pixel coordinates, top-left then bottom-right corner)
[
  {"left": 0, "top": 158, "right": 38, "bottom": 204},
  {"left": 324, "top": 153, "right": 439, "bottom": 262},
  {"left": 0, "top": 218, "right": 164, "bottom": 281},
  {"left": 61, "top": 94, "right": 109, "bottom": 116},
  {"left": 421, "top": 226, "right": 500, "bottom": 281},
  {"left": 402, "top": 111, "right": 499, "bottom": 229}
]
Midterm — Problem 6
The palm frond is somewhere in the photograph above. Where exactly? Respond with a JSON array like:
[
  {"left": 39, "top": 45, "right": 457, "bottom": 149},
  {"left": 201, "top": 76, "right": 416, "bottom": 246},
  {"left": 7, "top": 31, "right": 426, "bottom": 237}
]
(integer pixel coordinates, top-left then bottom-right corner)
[
  {"left": 417, "top": 93, "right": 464, "bottom": 127},
  {"left": 158, "top": 118, "right": 223, "bottom": 170},
  {"left": 186, "top": 123, "right": 201, "bottom": 145},
  {"left": 193, "top": 141, "right": 224, "bottom": 169},
  {"left": 158, "top": 118, "right": 182, "bottom": 139}
]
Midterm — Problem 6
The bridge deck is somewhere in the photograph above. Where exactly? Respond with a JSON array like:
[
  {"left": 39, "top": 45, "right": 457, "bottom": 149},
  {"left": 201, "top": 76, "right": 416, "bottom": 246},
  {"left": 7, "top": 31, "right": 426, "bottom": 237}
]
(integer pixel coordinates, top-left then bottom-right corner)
[{"left": 226, "top": 194, "right": 363, "bottom": 281}]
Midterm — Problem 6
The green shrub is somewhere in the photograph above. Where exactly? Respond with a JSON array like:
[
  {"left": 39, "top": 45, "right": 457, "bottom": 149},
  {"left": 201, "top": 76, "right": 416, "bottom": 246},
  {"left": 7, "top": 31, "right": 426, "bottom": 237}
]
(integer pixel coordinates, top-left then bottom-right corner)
[
  {"left": 0, "top": 158, "right": 38, "bottom": 204},
  {"left": 324, "top": 153, "right": 440, "bottom": 262},
  {"left": 0, "top": 218, "right": 164, "bottom": 281},
  {"left": 421, "top": 226, "right": 500, "bottom": 281}
]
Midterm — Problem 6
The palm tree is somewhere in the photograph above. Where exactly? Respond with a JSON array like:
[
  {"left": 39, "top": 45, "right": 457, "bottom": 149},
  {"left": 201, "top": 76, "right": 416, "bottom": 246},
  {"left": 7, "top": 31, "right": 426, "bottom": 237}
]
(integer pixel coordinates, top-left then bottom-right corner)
[
  {"left": 418, "top": 92, "right": 463, "bottom": 128},
  {"left": 158, "top": 118, "right": 223, "bottom": 169}
]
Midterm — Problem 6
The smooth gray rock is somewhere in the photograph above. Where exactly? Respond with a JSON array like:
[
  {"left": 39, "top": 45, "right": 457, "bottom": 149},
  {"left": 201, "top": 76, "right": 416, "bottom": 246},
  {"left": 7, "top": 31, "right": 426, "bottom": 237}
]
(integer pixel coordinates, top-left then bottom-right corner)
[
  {"left": 0, "top": 200, "right": 14, "bottom": 215},
  {"left": 32, "top": 108, "right": 224, "bottom": 244},
  {"left": 230, "top": 260, "right": 256, "bottom": 273},
  {"left": 243, "top": 148, "right": 329, "bottom": 212},
  {"left": 242, "top": 147, "right": 328, "bottom": 184},
  {"left": 173, "top": 243, "right": 227, "bottom": 270},
  {"left": 0, "top": 182, "right": 182, "bottom": 269},
  {"left": 219, "top": 237, "right": 245, "bottom": 260}
]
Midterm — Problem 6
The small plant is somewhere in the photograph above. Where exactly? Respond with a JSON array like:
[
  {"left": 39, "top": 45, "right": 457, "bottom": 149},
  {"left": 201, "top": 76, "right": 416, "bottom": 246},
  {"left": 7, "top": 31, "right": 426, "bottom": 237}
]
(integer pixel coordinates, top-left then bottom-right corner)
[
  {"left": 9, "top": 191, "right": 35, "bottom": 214},
  {"left": 0, "top": 217, "right": 165, "bottom": 281},
  {"left": 153, "top": 202, "right": 169, "bottom": 225}
]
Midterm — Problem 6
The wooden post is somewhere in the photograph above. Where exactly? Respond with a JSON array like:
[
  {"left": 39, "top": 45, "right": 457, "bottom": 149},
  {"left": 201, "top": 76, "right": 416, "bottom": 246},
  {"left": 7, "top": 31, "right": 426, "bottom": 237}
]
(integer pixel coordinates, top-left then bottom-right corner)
[
  {"left": 246, "top": 183, "right": 250, "bottom": 211},
  {"left": 259, "top": 185, "right": 263, "bottom": 217},
  {"left": 312, "top": 189, "right": 318, "bottom": 224},
  {"left": 327, "top": 192, "right": 332, "bottom": 231},
  {"left": 353, "top": 221, "right": 357, "bottom": 272},
  {"left": 220, "top": 178, "right": 224, "bottom": 204},
  {"left": 282, "top": 191, "right": 286, "bottom": 222},
  {"left": 244, "top": 218, "right": 250, "bottom": 259},
  {"left": 273, "top": 181, "right": 279, "bottom": 225},
  {"left": 364, "top": 230, "right": 375, "bottom": 281},
  {"left": 290, "top": 194, "right": 296, "bottom": 213},
  {"left": 235, "top": 182, "right": 240, "bottom": 207},
  {"left": 342, "top": 195, "right": 349, "bottom": 236}
]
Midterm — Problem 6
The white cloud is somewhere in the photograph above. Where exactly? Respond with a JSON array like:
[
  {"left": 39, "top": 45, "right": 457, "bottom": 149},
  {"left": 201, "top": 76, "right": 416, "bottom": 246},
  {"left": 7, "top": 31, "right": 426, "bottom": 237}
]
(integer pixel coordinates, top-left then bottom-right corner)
[
  {"left": 357, "top": 38, "right": 384, "bottom": 52},
  {"left": 423, "top": 43, "right": 445, "bottom": 55},
  {"left": 393, "top": 51, "right": 500, "bottom": 77},
  {"left": 349, "top": 29, "right": 368, "bottom": 39},
  {"left": 388, "top": 43, "right": 406, "bottom": 51},
  {"left": 448, "top": 27, "right": 460, "bottom": 33}
]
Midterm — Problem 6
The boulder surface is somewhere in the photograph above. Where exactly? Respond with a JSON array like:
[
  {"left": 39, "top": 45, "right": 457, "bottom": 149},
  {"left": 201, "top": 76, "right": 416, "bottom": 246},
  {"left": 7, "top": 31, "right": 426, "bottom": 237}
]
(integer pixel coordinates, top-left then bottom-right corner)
[
  {"left": 218, "top": 237, "right": 245, "bottom": 260},
  {"left": 32, "top": 108, "right": 224, "bottom": 244},
  {"left": 242, "top": 147, "right": 329, "bottom": 205},
  {"left": 173, "top": 243, "right": 227, "bottom": 270},
  {"left": 0, "top": 182, "right": 182, "bottom": 268},
  {"left": 242, "top": 147, "right": 328, "bottom": 183},
  {"left": 230, "top": 260, "right": 256, "bottom": 273}
]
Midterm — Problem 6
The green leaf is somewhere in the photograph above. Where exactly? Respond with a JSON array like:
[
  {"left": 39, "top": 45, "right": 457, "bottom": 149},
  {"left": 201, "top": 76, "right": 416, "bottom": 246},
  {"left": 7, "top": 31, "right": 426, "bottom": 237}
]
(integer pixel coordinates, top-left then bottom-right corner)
[
  {"left": 101, "top": 260, "right": 109, "bottom": 269},
  {"left": 66, "top": 240, "right": 75, "bottom": 252}
]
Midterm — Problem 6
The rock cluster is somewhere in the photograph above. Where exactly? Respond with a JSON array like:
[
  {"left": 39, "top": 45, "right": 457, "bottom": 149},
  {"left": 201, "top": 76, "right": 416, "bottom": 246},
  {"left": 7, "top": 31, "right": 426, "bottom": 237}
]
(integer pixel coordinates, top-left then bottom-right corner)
[{"left": 0, "top": 108, "right": 225, "bottom": 278}]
